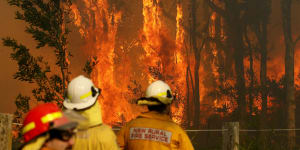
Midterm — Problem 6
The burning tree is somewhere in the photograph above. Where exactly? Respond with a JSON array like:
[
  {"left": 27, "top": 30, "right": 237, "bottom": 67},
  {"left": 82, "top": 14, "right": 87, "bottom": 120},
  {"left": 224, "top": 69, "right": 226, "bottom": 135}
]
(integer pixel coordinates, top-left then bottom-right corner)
[{"left": 281, "top": 0, "right": 300, "bottom": 149}]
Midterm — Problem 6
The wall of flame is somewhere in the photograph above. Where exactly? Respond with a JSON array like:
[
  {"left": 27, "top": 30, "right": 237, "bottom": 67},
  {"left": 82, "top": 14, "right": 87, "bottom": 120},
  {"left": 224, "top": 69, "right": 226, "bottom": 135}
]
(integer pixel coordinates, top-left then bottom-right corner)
[{"left": 69, "top": 0, "right": 300, "bottom": 126}]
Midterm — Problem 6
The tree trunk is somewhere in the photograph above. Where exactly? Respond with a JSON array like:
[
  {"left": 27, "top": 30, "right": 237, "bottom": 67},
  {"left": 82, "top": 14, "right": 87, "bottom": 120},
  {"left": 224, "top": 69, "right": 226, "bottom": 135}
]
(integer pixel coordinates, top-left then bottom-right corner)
[
  {"left": 207, "top": 0, "right": 247, "bottom": 126},
  {"left": 189, "top": 0, "right": 201, "bottom": 129},
  {"left": 281, "top": 0, "right": 295, "bottom": 149},
  {"left": 245, "top": 31, "right": 254, "bottom": 116},
  {"left": 259, "top": 19, "right": 268, "bottom": 149},
  {"left": 194, "top": 50, "right": 201, "bottom": 128},
  {"left": 225, "top": 3, "right": 247, "bottom": 126},
  {"left": 58, "top": 0, "right": 70, "bottom": 98},
  {"left": 234, "top": 43, "right": 247, "bottom": 126},
  {"left": 186, "top": 67, "right": 190, "bottom": 127}
]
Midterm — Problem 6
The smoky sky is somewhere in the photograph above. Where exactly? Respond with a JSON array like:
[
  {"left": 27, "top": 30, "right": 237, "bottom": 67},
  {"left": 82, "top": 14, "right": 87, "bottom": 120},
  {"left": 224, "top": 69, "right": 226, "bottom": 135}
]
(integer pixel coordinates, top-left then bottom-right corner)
[{"left": 0, "top": 0, "right": 87, "bottom": 113}]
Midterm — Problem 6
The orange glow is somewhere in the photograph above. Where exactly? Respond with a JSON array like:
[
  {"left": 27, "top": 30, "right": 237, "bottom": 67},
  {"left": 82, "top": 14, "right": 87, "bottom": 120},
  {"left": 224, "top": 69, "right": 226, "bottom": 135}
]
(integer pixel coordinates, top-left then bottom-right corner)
[
  {"left": 70, "top": 0, "right": 144, "bottom": 126},
  {"left": 68, "top": 1, "right": 299, "bottom": 127},
  {"left": 171, "top": 1, "right": 186, "bottom": 124},
  {"left": 140, "top": 0, "right": 163, "bottom": 82},
  {"left": 140, "top": 0, "right": 186, "bottom": 124}
]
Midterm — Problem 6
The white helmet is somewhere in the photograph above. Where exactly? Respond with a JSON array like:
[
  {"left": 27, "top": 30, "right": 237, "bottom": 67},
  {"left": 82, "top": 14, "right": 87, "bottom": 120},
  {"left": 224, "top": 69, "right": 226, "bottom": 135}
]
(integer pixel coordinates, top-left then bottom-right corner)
[
  {"left": 137, "top": 80, "right": 173, "bottom": 105},
  {"left": 63, "top": 75, "right": 100, "bottom": 110}
]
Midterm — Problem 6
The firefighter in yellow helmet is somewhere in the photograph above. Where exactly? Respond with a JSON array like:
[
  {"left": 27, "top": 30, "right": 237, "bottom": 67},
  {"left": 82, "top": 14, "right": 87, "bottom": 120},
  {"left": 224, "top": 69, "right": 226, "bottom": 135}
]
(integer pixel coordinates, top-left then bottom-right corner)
[
  {"left": 117, "top": 80, "right": 194, "bottom": 150},
  {"left": 63, "top": 75, "right": 119, "bottom": 150}
]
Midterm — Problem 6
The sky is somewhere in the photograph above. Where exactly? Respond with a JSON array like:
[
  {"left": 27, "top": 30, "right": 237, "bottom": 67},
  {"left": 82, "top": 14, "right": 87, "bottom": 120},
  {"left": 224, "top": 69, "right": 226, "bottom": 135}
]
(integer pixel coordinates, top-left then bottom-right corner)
[{"left": 0, "top": 0, "right": 299, "bottom": 115}]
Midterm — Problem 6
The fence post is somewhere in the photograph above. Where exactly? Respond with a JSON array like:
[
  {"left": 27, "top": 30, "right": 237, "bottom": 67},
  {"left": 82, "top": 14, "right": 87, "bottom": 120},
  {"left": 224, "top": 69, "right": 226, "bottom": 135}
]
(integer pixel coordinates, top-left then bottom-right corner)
[
  {"left": 222, "top": 122, "right": 239, "bottom": 150},
  {"left": 0, "top": 113, "right": 13, "bottom": 150}
]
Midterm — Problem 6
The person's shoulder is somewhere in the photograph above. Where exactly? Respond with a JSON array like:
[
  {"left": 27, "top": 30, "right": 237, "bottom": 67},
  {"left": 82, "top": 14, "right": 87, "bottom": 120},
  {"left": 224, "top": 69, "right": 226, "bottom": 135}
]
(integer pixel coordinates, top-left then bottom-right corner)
[
  {"left": 99, "top": 123, "right": 117, "bottom": 132},
  {"left": 123, "top": 117, "right": 144, "bottom": 126},
  {"left": 93, "top": 124, "right": 117, "bottom": 137},
  {"left": 89, "top": 123, "right": 114, "bottom": 133},
  {"left": 165, "top": 122, "right": 187, "bottom": 132},
  {"left": 101, "top": 123, "right": 113, "bottom": 129}
]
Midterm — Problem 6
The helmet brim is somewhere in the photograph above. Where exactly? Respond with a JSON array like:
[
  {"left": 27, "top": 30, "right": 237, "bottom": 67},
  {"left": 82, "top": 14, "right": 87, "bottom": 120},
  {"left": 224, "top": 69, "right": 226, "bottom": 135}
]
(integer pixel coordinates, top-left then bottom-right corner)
[
  {"left": 63, "top": 93, "right": 99, "bottom": 110},
  {"left": 136, "top": 96, "right": 172, "bottom": 105},
  {"left": 53, "top": 120, "right": 78, "bottom": 131},
  {"left": 52, "top": 109, "right": 87, "bottom": 130},
  {"left": 20, "top": 134, "right": 49, "bottom": 150}
]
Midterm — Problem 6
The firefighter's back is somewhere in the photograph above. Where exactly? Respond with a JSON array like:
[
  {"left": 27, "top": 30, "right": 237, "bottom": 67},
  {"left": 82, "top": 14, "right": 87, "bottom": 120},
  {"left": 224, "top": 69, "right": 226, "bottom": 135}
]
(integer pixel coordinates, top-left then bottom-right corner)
[
  {"left": 117, "top": 111, "right": 194, "bottom": 150},
  {"left": 73, "top": 124, "right": 119, "bottom": 150}
]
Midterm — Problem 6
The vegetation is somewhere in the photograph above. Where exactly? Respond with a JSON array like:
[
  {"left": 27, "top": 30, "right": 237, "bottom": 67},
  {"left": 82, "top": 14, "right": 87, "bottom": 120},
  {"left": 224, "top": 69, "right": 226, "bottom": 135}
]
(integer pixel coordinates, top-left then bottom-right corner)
[{"left": 2, "top": 0, "right": 72, "bottom": 147}]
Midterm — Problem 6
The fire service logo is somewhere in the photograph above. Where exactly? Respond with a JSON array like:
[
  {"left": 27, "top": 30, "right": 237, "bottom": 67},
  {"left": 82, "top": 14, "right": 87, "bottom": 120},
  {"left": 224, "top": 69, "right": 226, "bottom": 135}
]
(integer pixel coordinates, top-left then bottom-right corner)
[{"left": 129, "top": 127, "right": 172, "bottom": 144}]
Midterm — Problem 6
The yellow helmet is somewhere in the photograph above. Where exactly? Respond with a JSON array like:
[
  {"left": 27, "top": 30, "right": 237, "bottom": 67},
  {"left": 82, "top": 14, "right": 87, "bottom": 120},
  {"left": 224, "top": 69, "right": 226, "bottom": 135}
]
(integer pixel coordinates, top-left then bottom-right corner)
[{"left": 137, "top": 80, "right": 173, "bottom": 105}]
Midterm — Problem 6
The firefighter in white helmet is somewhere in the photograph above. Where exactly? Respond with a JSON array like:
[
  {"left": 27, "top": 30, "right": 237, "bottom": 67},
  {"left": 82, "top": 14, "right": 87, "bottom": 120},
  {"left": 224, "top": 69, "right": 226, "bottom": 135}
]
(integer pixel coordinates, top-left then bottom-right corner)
[
  {"left": 117, "top": 80, "right": 194, "bottom": 150},
  {"left": 63, "top": 75, "right": 119, "bottom": 150}
]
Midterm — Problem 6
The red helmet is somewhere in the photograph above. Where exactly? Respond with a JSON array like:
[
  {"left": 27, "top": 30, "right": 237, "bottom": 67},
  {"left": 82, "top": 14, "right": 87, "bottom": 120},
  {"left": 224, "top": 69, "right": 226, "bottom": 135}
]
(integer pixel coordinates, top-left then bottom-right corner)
[{"left": 22, "top": 103, "right": 76, "bottom": 142}]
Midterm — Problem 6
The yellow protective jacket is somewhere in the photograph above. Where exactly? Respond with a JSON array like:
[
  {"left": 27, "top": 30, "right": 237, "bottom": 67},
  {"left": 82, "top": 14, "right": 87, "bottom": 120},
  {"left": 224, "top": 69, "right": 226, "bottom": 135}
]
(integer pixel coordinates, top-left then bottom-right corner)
[
  {"left": 117, "top": 111, "right": 194, "bottom": 150},
  {"left": 21, "top": 134, "right": 49, "bottom": 150},
  {"left": 72, "top": 101, "right": 119, "bottom": 150}
]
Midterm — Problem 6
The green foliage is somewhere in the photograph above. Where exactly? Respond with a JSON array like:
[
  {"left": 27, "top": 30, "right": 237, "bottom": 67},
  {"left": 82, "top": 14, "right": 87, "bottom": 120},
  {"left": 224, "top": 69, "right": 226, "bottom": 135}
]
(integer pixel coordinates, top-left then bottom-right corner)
[
  {"left": 2, "top": 0, "right": 73, "bottom": 140},
  {"left": 3, "top": 38, "right": 46, "bottom": 83},
  {"left": 13, "top": 94, "right": 30, "bottom": 123}
]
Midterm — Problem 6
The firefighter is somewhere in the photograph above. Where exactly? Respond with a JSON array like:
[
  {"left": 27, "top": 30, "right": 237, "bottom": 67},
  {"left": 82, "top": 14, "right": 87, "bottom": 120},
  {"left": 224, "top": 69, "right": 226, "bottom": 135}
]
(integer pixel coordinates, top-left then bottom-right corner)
[
  {"left": 21, "top": 103, "right": 79, "bottom": 150},
  {"left": 117, "top": 80, "right": 194, "bottom": 150},
  {"left": 63, "top": 75, "right": 119, "bottom": 150}
]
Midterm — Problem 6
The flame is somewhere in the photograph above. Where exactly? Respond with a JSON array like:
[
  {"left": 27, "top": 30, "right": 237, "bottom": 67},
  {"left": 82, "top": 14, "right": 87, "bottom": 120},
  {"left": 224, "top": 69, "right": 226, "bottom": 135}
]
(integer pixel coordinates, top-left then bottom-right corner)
[
  {"left": 70, "top": 0, "right": 144, "bottom": 126},
  {"left": 171, "top": 1, "right": 186, "bottom": 124},
  {"left": 68, "top": 0, "right": 299, "bottom": 127},
  {"left": 140, "top": 0, "right": 186, "bottom": 124},
  {"left": 140, "top": 0, "right": 163, "bottom": 82}
]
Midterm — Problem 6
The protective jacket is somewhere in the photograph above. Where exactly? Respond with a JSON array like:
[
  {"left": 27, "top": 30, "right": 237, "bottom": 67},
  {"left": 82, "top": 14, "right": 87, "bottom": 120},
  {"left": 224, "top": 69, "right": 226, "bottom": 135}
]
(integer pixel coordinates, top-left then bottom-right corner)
[
  {"left": 72, "top": 101, "right": 119, "bottom": 150},
  {"left": 21, "top": 135, "right": 49, "bottom": 150},
  {"left": 117, "top": 111, "right": 194, "bottom": 150}
]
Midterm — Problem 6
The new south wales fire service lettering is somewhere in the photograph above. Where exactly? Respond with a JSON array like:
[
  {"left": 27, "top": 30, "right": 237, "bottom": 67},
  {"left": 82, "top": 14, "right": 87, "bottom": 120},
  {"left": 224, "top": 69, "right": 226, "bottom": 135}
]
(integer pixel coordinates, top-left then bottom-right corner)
[{"left": 129, "top": 127, "right": 172, "bottom": 144}]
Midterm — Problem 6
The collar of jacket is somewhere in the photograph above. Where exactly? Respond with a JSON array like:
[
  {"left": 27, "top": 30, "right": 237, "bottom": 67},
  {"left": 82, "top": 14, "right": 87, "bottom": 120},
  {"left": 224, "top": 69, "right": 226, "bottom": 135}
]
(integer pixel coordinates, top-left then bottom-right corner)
[
  {"left": 139, "top": 111, "right": 172, "bottom": 122},
  {"left": 41, "top": 148, "right": 55, "bottom": 150},
  {"left": 77, "top": 101, "right": 102, "bottom": 129}
]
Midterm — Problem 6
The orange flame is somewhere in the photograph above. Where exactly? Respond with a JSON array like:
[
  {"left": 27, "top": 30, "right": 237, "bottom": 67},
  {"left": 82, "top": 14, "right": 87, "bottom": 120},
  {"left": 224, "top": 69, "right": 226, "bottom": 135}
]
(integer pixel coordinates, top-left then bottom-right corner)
[
  {"left": 140, "top": 0, "right": 163, "bottom": 82},
  {"left": 69, "top": 0, "right": 298, "bottom": 127},
  {"left": 171, "top": 1, "right": 186, "bottom": 124},
  {"left": 140, "top": 0, "right": 187, "bottom": 124},
  {"left": 70, "top": 0, "right": 144, "bottom": 126}
]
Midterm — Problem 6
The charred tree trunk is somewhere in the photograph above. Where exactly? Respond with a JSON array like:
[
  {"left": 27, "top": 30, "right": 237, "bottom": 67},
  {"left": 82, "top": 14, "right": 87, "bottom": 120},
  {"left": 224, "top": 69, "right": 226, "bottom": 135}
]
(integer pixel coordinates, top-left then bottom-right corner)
[
  {"left": 245, "top": 0, "right": 271, "bottom": 148},
  {"left": 189, "top": 0, "right": 210, "bottom": 129},
  {"left": 57, "top": 0, "right": 71, "bottom": 97},
  {"left": 194, "top": 55, "right": 201, "bottom": 129},
  {"left": 245, "top": 30, "right": 254, "bottom": 116},
  {"left": 208, "top": 0, "right": 247, "bottom": 126},
  {"left": 186, "top": 66, "right": 191, "bottom": 126},
  {"left": 188, "top": 0, "right": 201, "bottom": 129},
  {"left": 186, "top": 42, "right": 195, "bottom": 127},
  {"left": 281, "top": 0, "right": 296, "bottom": 149},
  {"left": 259, "top": 18, "right": 268, "bottom": 148},
  {"left": 249, "top": 46, "right": 254, "bottom": 116},
  {"left": 234, "top": 39, "right": 247, "bottom": 127},
  {"left": 225, "top": 2, "right": 247, "bottom": 126}
]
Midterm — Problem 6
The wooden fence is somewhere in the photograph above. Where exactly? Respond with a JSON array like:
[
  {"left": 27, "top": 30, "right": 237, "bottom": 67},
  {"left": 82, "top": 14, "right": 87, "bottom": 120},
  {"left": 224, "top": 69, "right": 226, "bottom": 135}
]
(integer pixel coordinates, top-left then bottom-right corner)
[
  {"left": 0, "top": 113, "right": 13, "bottom": 150},
  {"left": 3, "top": 113, "right": 239, "bottom": 150}
]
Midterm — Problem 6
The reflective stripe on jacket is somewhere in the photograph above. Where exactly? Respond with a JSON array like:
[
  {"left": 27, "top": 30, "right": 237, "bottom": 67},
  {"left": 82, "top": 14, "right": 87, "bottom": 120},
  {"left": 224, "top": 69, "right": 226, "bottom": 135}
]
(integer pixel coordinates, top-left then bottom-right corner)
[{"left": 117, "top": 111, "right": 194, "bottom": 150}]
